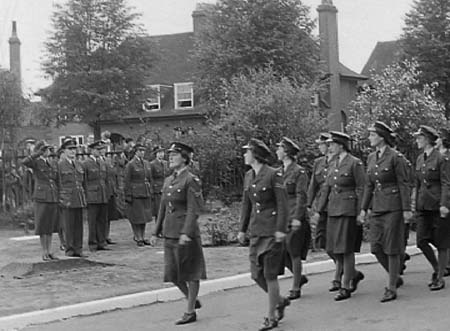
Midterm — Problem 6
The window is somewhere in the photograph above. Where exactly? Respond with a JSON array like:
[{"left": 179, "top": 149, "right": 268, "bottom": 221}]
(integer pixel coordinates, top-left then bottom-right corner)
[
  {"left": 174, "top": 82, "right": 194, "bottom": 109},
  {"left": 142, "top": 85, "right": 160, "bottom": 112},
  {"left": 59, "top": 135, "right": 84, "bottom": 146}
]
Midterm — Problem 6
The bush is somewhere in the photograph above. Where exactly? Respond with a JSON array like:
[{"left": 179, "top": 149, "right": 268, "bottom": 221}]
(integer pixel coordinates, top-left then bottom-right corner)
[{"left": 202, "top": 202, "right": 242, "bottom": 246}]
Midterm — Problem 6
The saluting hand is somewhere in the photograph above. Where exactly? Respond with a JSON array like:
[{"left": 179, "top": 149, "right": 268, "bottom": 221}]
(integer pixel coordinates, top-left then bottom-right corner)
[
  {"left": 275, "top": 231, "right": 286, "bottom": 242},
  {"left": 179, "top": 234, "right": 192, "bottom": 245}
]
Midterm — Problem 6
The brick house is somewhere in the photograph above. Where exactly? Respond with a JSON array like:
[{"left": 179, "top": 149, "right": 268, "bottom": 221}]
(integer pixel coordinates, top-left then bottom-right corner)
[{"left": 14, "top": 1, "right": 366, "bottom": 149}]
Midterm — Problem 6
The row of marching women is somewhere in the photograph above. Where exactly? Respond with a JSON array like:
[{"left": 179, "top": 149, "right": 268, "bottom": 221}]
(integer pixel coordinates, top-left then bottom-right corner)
[
  {"left": 21, "top": 136, "right": 172, "bottom": 260},
  {"left": 228, "top": 121, "right": 450, "bottom": 331},
  {"left": 148, "top": 121, "right": 450, "bottom": 331}
]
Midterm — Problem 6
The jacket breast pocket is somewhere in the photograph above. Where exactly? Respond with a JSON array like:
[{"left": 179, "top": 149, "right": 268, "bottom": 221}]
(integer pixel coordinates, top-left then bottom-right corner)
[
  {"left": 259, "top": 186, "right": 274, "bottom": 202},
  {"left": 428, "top": 167, "right": 440, "bottom": 181},
  {"left": 87, "top": 187, "right": 99, "bottom": 201},
  {"left": 286, "top": 182, "right": 296, "bottom": 195},
  {"left": 34, "top": 186, "right": 47, "bottom": 201}
]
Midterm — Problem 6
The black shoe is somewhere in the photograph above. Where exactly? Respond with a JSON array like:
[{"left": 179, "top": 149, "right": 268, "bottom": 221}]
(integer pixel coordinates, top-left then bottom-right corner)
[
  {"left": 42, "top": 254, "right": 51, "bottom": 261},
  {"left": 133, "top": 236, "right": 138, "bottom": 243},
  {"left": 444, "top": 268, "right": 450, "bottom": 277},
  {"left": 137, "top": 241, "right": 145, "bottom": 247},
  {"left": 334, "top": 288, "right": 351, "bottom": 301},
  {"left": 287, "top": 289, "right": 301, "bottom": 300},
  {"left": 48, "top": 254, "right": 59, "bottom": 260},
  {"left": 195, "top": 299, "right": 202, "bottom": 309},
  {"left": 329, "top": 280, "right": 341, "bottom": 292},
  {"left": 404, "top": 253, "right": 410, "bottom": 262},
  {"left": 143, "top": 239, "right": 151, "bottom": 246},
  {"left": 380, "top": 288, "right": 397, "bottom": 303},
  {"left": 97, "top": 246, "right": 111, "bottom": 251},
  {"left": 276, "top": 297, "right": 290, "bottom": 321},
  {"left": 350, "top": 271, "right": 364, "bottom": 293},
  {"left": 428, "top": 272, "right": 438, "bottom": 287},
  {"left": 175, "top": 312, "right": 196, "bottom": 325},
  {"left": 300, "top": 275, "right": 309, "bottom": 287},
  {"left": 259, "top": 317, "right": 278, "bottom": 331},
  {"left": 396, "top": 276, "right": 404, "bottom": 288},
  {"left": 73, "top": 253, "right": 88, "bottom": 258},
  {"left": 430, "top": 279, "right": 445, "bottom": 291},
  {"left": 106, "top": 239, "right": 116, "bottom": 245}
]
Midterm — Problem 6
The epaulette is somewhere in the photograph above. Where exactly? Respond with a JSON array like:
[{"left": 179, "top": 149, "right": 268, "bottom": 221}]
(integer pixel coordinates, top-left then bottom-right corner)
[{"left": 276, "top": 171, "right": 283, "bottom": 177}]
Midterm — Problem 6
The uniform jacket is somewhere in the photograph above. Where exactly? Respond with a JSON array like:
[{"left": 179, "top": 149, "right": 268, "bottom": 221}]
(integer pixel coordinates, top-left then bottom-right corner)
[
  {"left": 319, "top": 153, "right": 365, "bottom": 217},
  {"left": 415, "top": 148, "right": 450, "bottom": 211},
  {"left": 150, "top": 158, "right": 169, "bottom": 194},
  {"left": 57, "top": 158, "right": 87, "bottom": 209},
  {"left": 154, "top": 168, "right": 204, "bottom": 239},
  {"left": 22, "top": 154, "right": 58, "bottom": 203},
  {"left": 307, "top": 154, "right": 335, "bottom": 210},
  {"left": 104, "top": 157, "right": 117, "bottom": 198},
  {"left": 280, "top": 162, "right": 309, "bottom": 223},
  {"left": 361, "top": 146, "right": 411, "bottom": 213},
  {"left": 124, "top": 156, "right": 152, "bottom": 200},
  {"left": 239, "top": 164, "right": 288, "bottom": 237},
  {"left": 82, "top": 156, "right": 108, "bottom": 204}
]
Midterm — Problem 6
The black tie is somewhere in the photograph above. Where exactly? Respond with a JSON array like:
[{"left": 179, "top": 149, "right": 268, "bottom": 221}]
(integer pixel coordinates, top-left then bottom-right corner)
[
  {"left": 424, "top": 153, "right": 428, "bottom": 161},
  {"left": 376, "top": 151, "right": 380, "bottom": 161}
]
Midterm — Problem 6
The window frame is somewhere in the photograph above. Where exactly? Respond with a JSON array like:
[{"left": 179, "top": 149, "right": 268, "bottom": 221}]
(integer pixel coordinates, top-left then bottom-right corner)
[
  {"left": 142, "top": 84, "right": 161, "bottom": 112},
  {"left": 174, "top": 82, "right": 194, "bottom": 109}
]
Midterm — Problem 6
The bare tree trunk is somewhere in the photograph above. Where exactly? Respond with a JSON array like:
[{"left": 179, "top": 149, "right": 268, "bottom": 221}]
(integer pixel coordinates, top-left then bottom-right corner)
[{"left": 1, "top": 127, "right": 6, "bottom": 211}]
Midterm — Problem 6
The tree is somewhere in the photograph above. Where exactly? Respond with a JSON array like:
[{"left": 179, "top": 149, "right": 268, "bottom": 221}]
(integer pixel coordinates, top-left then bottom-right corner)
[
  {"left": 42, "top": 0, "right": 158, "bottom": 139},
  {"left": 347, "top": 60, "right": 446, "bottom": 159},
  {"left": 402, "top": 0, "right": 450, "bottom": 117},
  {"left": 193, "top": 0, "right": 319, "bottom": 114},
  {"left": 180, "top": 68, "right": 326, "bottom": 199},
  {"left": 0, "top": 69, "right": 23, "bottom": 209}
]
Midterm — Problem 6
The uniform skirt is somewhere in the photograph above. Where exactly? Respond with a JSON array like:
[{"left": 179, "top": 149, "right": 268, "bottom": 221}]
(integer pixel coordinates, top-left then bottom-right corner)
[
  {"left": 34, "top": 202, "right": 58, "bottom": 235},
  {"left": 416, "top": 211, "right": 450, "bottom": 249},
  {"left": 249, "top": 236, "right": 285, "bottom": 281},
  {"left": 163, "top": 237, "right": 207, "bottom": 282},
  {"left": 285, "top": 221, "right": 311, "bottom": 261},
  {"left": 369, "top": 211, "right": 404, "bottom": 255},
  {"left": 126, "top": 198, "right": 152, "bottom": 224},
  {"left": 326, "top": 216, "right": 359, "bottom": 254}
]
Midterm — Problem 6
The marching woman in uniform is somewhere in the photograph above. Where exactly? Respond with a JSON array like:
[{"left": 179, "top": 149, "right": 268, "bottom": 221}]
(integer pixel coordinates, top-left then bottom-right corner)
[
  {"left": 307, "top": 133, "right": 344, "bottom": 291},
  {"left": 414, "top": 125, "right": 450, "bottom": 290},
  {"left": 276, "top": 137, "right": 311, "bottom": 300},
  {"left": 238, "top": 138, "right": 289, "bottom": 331},
  {"left": 319, "top": 132, "right": 365, "bottom": 301},
  {"left": 151, "top": 142, "right": 206, "bottom": 325},
  {"left": 360, "top": 121, "right": 412, "bottom": 302},
  {"left": 124, "top": 144, "right": 153, "bottom": 246},
  {"left": 22, "top": 140, "right": 59, "bottom": 261}
]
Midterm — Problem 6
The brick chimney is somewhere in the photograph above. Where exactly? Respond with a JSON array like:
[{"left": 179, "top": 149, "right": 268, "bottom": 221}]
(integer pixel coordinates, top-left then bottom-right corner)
[
  {"left": 317, "top": 0, "right": 341, "bottom": 131},
  {"left": 9, "top": 21, "right": 21, "bottom": 90},
  {"left": 192, "top": 3, "right": 213, "bottom": 39}
]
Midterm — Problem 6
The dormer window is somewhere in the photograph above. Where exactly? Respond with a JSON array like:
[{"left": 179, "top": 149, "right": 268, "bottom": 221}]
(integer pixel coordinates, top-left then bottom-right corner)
[
  {"left": 142, "top": 85, "right": 160, "bottom": 112},
  {"left": 174, "top": 82, "right": 194, "bottom": 109}
]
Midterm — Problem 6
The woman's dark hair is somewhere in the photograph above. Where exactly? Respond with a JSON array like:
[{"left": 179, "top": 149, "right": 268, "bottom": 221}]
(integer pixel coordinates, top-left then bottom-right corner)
[
  {"left": 253, "top": 152, "right": 268, "bottom": 164},
  {"left": 180, "top": 150, "right": 191, "bottom": 165}
]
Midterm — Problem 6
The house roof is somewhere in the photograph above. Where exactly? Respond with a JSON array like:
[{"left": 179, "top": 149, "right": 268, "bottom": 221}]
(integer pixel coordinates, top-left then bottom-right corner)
[
  {"left": 361, "top": 40, "right": 402, "bottom": 77},
  {"left": 146, "top": 32, "right": 196, "bottom": 85},
  {"left": 339, "top": 63, "right": 367, "bottom": 80}
]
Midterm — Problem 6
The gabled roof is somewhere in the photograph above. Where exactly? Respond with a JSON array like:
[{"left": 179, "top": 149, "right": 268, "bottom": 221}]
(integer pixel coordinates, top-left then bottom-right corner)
[
  {"left": 339, "top": 63, "right": 367, "bottom": 80},
  {"left": 361, "top": 40, "right": 402, "bottom": 77},
  {"left": 146, "top": 32, "right": 196, "bottom": 85}
]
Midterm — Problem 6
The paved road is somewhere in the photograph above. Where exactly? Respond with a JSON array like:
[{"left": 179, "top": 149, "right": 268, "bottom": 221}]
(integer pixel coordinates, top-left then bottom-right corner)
[{"left": 24, "top": 255, "right": 449, "bottom": 331}]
